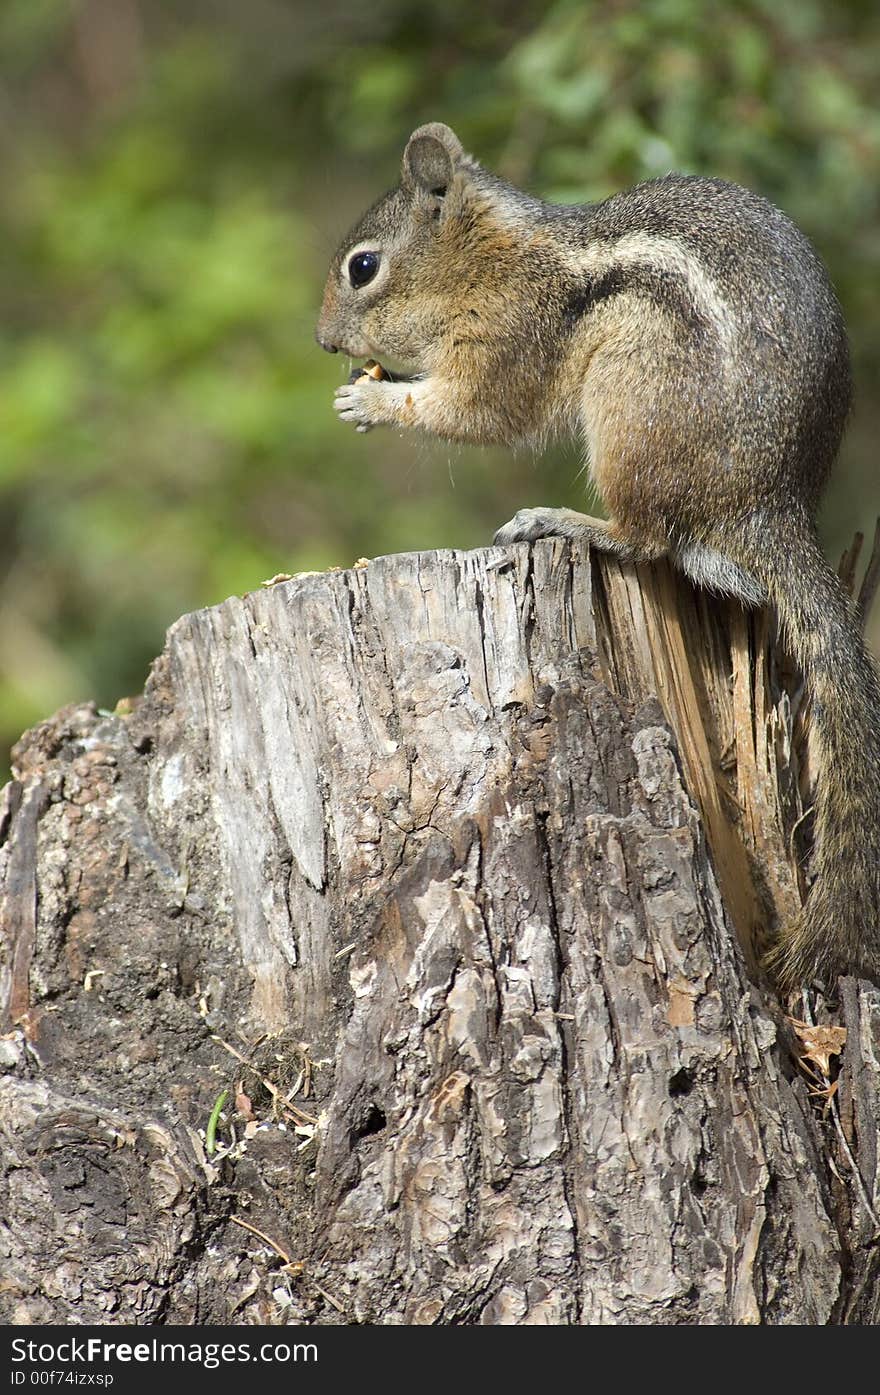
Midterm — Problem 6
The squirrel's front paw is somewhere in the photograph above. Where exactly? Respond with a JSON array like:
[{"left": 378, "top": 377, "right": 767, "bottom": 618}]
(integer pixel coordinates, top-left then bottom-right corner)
[{"left": 334, "top": 377, "right": 388, "bottom": 434}]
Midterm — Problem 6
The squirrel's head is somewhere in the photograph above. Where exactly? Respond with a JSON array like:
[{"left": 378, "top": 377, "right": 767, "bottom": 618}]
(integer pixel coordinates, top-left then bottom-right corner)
[{"left": 316, "top": 122, "right": 481, "bottom": 367}]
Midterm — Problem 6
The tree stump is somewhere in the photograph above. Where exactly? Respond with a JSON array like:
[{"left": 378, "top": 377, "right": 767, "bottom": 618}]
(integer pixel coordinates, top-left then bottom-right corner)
[{"left": 1, "top": 540, "right": 878, "bottom": 1324}]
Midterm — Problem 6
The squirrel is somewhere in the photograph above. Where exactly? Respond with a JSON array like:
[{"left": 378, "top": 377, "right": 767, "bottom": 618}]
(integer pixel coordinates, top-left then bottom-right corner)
[{"left": 316, "top": 120, "right": 880, "bottom": 993}]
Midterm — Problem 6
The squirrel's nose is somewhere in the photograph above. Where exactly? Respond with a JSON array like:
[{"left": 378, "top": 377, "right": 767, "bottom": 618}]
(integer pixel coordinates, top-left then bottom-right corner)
[{"left": 316, "top": 330, "right": 339, "bottom": 354}]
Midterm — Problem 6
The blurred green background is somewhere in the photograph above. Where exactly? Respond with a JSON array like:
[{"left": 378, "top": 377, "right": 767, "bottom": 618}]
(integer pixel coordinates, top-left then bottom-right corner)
[{"left": 2, "top": 0, "right": 879, "bottom": 778}]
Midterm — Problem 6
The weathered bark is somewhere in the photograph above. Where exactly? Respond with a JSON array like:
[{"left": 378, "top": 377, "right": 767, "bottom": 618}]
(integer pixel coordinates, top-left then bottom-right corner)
[{"left": 1, "top": 540, "right": 878, "bottom": 1325}]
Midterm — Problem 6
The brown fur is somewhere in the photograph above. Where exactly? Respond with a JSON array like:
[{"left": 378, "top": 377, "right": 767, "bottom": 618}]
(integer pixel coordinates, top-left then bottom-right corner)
[{"left": 317, "top": 122, "right": 880, "bottom": 991}]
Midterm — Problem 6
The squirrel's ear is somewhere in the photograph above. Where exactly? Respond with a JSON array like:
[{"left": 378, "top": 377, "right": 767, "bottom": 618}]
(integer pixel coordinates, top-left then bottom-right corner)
[{"left": 402, "top": 123, "right": 465, "bottom": 203}]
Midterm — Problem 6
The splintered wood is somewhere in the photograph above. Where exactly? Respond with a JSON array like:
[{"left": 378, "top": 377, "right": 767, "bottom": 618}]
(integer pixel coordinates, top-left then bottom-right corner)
[{"left": 593, "top": 559, "right": 806, "bottom": 971}]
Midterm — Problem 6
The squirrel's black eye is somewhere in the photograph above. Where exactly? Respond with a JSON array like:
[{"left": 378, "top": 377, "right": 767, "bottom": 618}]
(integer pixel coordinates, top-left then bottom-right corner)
[{"left": 348, "top": 251, "right": 380, "bottom": 289}]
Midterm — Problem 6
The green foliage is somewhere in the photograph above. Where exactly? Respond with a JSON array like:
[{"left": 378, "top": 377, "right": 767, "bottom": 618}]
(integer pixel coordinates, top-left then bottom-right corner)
[{"left": 2, "top": 0, "right": 879, "bottom": 776}]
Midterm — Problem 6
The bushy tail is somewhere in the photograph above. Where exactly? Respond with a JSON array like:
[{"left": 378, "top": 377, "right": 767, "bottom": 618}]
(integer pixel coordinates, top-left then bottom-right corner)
[{"left": 750, "top": 514, "right": 880, "bottom": 990}]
